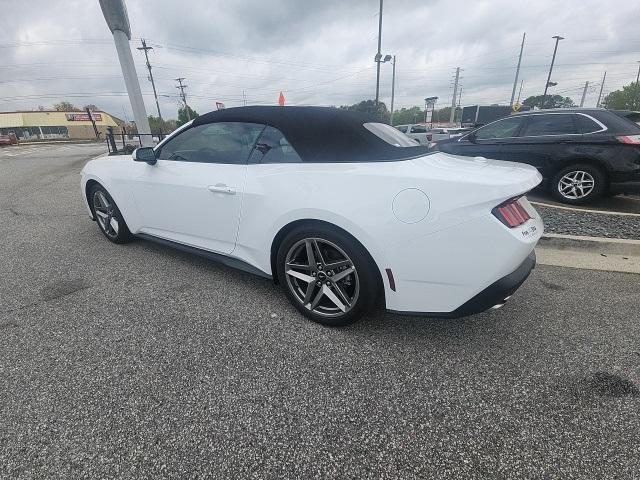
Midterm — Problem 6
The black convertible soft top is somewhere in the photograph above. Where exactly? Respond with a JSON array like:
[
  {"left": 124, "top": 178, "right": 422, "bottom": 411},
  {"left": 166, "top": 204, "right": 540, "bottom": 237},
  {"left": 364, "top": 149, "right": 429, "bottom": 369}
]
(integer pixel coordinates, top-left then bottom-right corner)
[{"left": 192, "top": 106, "right": 430, "bottom": 163}]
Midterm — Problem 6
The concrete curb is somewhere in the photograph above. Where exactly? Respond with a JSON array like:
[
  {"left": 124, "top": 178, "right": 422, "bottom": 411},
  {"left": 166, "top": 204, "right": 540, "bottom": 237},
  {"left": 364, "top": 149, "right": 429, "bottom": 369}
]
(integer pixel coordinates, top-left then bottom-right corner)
[
  {"left": 539, "top": 233, "right": 640, "bottom": 256},
  {"left": 12, "top": 140, "right": 100, "bottom": 147},
  {"left": 537, "top": 234, "right": 640, "bottom": 274}
]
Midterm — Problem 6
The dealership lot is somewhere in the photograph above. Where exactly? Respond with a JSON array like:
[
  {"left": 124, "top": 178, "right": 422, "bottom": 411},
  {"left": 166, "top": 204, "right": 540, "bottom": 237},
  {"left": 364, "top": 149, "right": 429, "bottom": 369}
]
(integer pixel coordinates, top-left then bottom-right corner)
[{"left": 1, "top": 144, "right": 639, "bottom": 478}]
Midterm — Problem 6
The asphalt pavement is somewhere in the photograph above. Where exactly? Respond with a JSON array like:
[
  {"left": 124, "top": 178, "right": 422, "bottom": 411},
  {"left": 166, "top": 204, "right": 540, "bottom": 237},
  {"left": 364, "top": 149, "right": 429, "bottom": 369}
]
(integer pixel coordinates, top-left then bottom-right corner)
[{"left": 1, "top": 143, "right": 639, "bottom": 479}]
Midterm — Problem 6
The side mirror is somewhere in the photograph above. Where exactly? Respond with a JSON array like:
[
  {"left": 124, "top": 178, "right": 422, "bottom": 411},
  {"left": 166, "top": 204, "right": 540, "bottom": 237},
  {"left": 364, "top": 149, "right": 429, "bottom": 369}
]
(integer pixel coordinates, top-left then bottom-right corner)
[{"left": 133, "top": 147, "right": 157, "bottom": 165}]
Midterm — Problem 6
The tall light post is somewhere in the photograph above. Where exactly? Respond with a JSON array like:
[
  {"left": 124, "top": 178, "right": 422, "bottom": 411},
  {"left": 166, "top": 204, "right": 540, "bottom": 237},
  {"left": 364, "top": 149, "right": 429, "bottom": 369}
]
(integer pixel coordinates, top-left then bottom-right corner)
[
  {"left": 374, "top": 0, "right": 383, "bottom": 105},
  {"left": 99, "top": 0, "right": 152, "bottom": 146},
  {"left": 541, "top": 35, "right": 564, "bottom": 110},
  {"left": 636, "top": 61, "right": 640, "bottom": 84}
]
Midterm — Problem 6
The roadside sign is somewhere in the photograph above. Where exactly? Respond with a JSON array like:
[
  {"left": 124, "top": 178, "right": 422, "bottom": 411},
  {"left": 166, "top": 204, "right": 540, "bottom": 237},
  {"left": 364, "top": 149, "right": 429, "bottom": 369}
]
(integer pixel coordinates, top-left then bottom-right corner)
[{"left": 513, "top": 103, "right": 522, "bottom": 112}]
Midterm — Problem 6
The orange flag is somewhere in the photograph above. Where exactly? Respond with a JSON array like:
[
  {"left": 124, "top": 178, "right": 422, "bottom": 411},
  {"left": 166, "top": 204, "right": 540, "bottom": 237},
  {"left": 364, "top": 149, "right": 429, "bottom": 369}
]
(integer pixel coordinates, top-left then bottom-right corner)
[{"left": 278, "top": 91, "right": 285, "bottom": 106}]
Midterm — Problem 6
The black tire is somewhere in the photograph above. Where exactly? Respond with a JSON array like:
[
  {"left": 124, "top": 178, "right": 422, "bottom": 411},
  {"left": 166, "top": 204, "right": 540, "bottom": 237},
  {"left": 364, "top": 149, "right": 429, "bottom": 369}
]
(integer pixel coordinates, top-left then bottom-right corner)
[
  {"left": 89, "top": 184, "right": 133, "bottom": 244},
  {"left": 276, "top": 224, "right": 380, "bottom": 327},
  {"left": 550, "top": 164, "right": 606, "bottom": 205}
]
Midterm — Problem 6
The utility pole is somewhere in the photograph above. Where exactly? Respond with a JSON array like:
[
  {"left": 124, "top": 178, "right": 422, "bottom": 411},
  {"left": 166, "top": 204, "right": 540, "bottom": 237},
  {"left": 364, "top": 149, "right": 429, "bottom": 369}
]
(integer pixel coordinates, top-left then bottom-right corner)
[
  {"left": 175, "top": 77, "right": 191, "bottom": 120},
  {"left": 374, "top": 0, "right": 383, "bottom": 105},
  {"left": 541, "top": 35, "right": 564, "bottom": 109},
  {"left": 636, "top": 61, "right": 640, "bottom": 84},
  {"left": 389, "top": 55, "right": 396, "bottom": 125},
  {"left": 579, "top": 81, "right": 589, "bottom": 107},
  {"left": 86, "top": 107, "right": 99, "bottom": 139},
  {"left": 137, "top": 38, "right": 163, "bottom": 122},
  {"left": 449, "top": 67, "right": 460, "bottom": 124},
  {"left": 596, "top": 71, "right": 607, "bottom": 108},
  {"left": 456, "top": 87, "right": 463, "bottom": 123},
  {"left": 510, "top": 32, "right": 526, "bottom": 106},
  {"left": 517, "top": 80, "right": 524, "bottom": 103},
  {"left": 99, "top": 0, "right": 152, "bottom": 146},
  {"left": 424, "top": 98, "right": 428, "bottom": 124},
  {"left": 243, "top": 90, "right": 247, "bottom": 106}
]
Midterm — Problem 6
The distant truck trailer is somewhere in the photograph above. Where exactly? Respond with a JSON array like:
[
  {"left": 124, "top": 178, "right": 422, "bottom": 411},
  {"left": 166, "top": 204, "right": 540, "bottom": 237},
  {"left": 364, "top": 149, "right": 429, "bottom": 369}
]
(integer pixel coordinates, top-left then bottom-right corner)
[{"left": 461, "top": 105, "right": 529, "bottom": 128}]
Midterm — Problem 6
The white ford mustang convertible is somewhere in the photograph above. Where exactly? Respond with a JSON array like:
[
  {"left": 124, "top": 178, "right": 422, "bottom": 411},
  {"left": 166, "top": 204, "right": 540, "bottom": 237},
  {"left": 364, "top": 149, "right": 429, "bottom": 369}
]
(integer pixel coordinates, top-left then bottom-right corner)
[{"left": 81, "top": 106, "right": 543, "bottom": 326}]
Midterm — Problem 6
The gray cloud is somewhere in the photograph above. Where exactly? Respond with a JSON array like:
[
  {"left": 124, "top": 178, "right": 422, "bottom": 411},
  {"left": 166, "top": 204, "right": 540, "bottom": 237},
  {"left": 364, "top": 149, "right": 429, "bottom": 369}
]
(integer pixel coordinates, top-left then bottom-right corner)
[{"left": 1, "top": 0, "right": 639, "bottom": 120}]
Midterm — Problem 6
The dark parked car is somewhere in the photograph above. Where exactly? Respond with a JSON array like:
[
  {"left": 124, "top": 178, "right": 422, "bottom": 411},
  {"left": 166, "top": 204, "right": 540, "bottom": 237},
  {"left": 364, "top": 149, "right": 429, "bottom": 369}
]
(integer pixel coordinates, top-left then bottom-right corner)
[{"left": 434, "top": 108, "right": 640, "bottom": 204}]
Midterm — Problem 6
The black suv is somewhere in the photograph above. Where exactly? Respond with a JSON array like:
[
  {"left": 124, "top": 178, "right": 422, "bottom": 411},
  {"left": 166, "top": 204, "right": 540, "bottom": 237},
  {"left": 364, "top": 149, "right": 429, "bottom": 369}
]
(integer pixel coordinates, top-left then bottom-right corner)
[{"left": 434, "top": 108, "right": 640, "bottom": 204}]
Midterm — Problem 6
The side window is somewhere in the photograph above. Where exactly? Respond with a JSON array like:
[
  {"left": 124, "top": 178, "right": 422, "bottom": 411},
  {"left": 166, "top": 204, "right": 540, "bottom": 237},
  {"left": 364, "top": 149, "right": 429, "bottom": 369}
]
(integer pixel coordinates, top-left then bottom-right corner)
[
  {"left": 249, "top": 126, "right": 302, "bottom": 164},
  {"left": 157, "top": 122, "right": 263, "bottom": 164},
  {"left": 576, "top": 114, "right": 603, "bottom": 134},
  {"left": 520, "top": 114, "right": 578, "bottom": 136},
  {"left": 409, "top": 125, "right": 427, "bottom": 133},
  {"left": 474, "top": 117, "right": 524, "bottom": 140},
  {"left": 396, "top": 126, "right": 408, "bottom": 133}
]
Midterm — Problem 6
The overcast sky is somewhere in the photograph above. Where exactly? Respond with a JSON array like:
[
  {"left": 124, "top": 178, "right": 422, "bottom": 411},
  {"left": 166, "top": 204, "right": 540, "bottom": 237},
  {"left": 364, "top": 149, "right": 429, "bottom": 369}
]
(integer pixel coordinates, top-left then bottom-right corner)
[{"left": 1, "top": 0, "right": 639, "bottom": 120}]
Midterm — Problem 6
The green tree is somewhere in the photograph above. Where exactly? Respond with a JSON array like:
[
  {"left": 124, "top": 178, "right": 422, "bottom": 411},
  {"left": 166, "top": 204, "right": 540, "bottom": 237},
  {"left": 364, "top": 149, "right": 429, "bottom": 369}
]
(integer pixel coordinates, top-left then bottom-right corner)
[
  {"left": 340, "top": 99, "right": 390, "bottom": 123},
  {"left": 522, "top": 95, "right": 575, "bottom": 109},
  {"left": 392, "top": 106, "right": 424, "bottom": 125},
  {"left": 84, "top": 104, "right": 99, "bottom": 111},
  {"left": 148, "top": 115, "right": 178, "bottom": 134},
  {"left": 176, "top": 106, "right": 199, "bottom": 127},
  {"left": 53, "top": 101, "right": 78, "bottom": 111},
  {"left": 602, "top": 82, "right": 640, "bottom": 110}
]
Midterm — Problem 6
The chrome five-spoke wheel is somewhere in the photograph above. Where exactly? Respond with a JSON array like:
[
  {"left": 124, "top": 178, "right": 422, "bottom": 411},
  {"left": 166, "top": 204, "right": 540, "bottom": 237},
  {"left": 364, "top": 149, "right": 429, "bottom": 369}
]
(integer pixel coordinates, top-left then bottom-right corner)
[
  {"left": 89, "top": 185, "right": 132, "bottom": 244},
  {"left": 557, "top": 170, "right": 595, "bottom": 200},
  {"left": 285, "top": 238, "right": 360, "bottom": 318},
  {"left": 93, "top": 190, "right": 119, "bottom": 239}
]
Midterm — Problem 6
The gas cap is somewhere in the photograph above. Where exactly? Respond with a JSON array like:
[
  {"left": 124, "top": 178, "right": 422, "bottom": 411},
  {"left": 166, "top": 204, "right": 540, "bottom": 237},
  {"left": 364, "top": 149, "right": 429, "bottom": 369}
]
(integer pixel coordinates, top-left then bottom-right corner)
[{"left": 392, "top": 188, "right": 430, "bottom": 224}]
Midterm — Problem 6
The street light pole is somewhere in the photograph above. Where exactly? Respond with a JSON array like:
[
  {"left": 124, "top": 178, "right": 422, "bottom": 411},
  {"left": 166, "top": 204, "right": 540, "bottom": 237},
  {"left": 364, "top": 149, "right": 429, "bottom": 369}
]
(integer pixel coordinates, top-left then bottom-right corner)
[
  {"left": 636, "top": 61, "right": 640, "bottom": 84},
  {"left": 374, "top": 0, "right": 383, "bottom": 105},
  {"left": 541, "top": 35, "right": 564, "bottom": 110},
  {"left": 98, "top": 0, "right": 152, "bottom": 146},
  {"left": 390, "top": 55, "right": 396, "bottom": 125}
]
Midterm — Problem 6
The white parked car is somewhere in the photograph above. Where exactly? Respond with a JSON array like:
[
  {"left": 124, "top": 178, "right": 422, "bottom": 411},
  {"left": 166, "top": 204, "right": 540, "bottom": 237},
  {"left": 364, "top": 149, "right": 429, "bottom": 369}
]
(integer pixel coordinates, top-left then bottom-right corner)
[
  {"left": 394, "top": 124, "right": 432, "bottom": 145},
  {"left": 81, "top": 107, "right": 543, "bottom": 326}
]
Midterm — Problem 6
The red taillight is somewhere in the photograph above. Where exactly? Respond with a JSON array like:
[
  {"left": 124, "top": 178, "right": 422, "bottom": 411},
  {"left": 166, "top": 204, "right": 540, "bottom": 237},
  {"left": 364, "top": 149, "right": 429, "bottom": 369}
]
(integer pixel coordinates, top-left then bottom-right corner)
[
  {"left": 616, "top": 135, "right": 640, "bottom": 145},
  {"left": 492, "top": 197, "right": 531, "bottom": 228}
]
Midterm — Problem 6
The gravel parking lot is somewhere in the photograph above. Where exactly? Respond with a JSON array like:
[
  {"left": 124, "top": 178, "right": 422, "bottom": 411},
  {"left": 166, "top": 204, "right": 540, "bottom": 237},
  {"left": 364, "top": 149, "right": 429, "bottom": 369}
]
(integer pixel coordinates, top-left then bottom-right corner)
[
  {"left": 1, "top": 143, "right": 639, "bottom": 479},
  {"left": 536, "top": 205, "right": 640, "bottom": 240}
]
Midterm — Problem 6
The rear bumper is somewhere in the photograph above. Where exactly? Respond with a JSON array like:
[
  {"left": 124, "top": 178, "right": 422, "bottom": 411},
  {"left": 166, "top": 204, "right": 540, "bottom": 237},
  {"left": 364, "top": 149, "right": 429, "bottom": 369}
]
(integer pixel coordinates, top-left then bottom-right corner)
[{"left": 388, "top": 251, "right": 536, "bottom": 318}]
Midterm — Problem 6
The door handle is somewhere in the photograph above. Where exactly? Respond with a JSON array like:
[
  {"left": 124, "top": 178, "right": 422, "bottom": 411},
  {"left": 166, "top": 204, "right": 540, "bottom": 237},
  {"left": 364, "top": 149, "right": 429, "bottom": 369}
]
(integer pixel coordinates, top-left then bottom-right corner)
[{"left": 208, "top": 184, "right": 236, "bottom": 195}]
